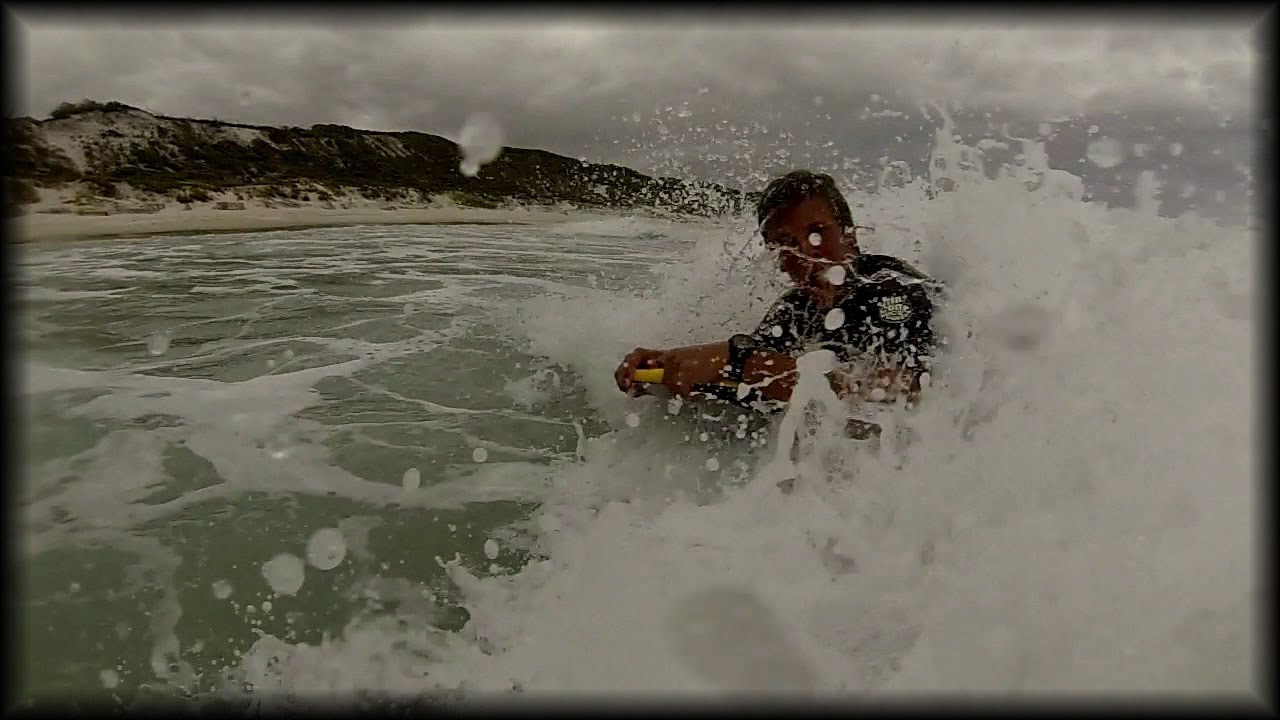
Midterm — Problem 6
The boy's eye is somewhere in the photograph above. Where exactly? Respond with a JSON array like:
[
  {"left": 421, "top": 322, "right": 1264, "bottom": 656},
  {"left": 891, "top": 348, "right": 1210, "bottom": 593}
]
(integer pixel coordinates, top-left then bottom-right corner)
[{"left": 764, "top": 233, "right": 792, "bottom": 249}]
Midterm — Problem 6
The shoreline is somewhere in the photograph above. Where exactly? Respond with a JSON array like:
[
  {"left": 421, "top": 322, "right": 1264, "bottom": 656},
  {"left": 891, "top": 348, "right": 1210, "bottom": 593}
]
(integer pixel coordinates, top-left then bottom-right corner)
[{"left": 10, "top": 201, "right": 635, "bottom": 243}]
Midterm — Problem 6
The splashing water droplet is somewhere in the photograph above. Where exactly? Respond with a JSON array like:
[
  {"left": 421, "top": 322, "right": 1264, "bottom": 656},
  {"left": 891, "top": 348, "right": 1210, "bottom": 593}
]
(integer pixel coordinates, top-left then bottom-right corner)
[
  {"left": 705, "top": 457, "right": 720, "bottom": 472},
  {"left": 484, "top": 539, "right": 499, "bottom": 560},
  {"left": 261, "top": 600, "right": 273, "bottom": 613},
  {"left": 625, "top": 412, "right": 641, "bottom": 428},
  {"left": 146, "top": 332, "right": 171, "bottom": 356},
  {"left": 261, "top": 554, "right": 305, "bottom": 596},
  {"left": 306, "top": 528, "right": 347, "bottom": 571},
  {"left": 824, "top": 308, "right": 846, "bottom": 330},
  {"left": 825, "top": 265, "right": 846, "bottom": 286},
  {"left": 458, "top": 112, "right": 505, "bottom": 177},
  {"left": 402, "top": 467, "right": 421, "bottom": 490},
  {"left": 698, "top": 432, "right": 709, "bottom": 442},
  {"left": 1086, "top": 137, "right": 1125, "bottom": 169},
  {"left": 770, "top": 324, "right": 784, "bottom": 337},
  {"left": 212, "top": 580, "right": 232, "bottom": 600},
  {"left": 473, "top": 447, "right": 489, "bottom": 463},
  {"left": 808, "top": 232, "right": 822, "bottom": 247}
]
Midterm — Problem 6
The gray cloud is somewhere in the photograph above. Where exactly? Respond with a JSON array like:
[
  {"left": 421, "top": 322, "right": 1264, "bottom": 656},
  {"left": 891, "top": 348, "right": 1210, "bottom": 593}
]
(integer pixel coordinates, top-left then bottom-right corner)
[{"left": 13, "top": 13, "right": 1261, "bottom": 181}]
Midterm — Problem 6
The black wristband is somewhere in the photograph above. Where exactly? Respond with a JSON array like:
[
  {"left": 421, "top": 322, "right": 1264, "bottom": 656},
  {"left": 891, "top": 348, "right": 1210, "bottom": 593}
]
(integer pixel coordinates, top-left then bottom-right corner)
[{"left": 726, "top": 333, "right": 757, "bottom": 383}]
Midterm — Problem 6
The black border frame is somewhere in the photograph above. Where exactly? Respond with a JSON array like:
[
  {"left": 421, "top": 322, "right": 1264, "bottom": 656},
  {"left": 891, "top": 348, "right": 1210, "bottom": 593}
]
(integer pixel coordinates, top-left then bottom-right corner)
[{"left": 1, "top": 2, "right": 1273, "bottom": 715}]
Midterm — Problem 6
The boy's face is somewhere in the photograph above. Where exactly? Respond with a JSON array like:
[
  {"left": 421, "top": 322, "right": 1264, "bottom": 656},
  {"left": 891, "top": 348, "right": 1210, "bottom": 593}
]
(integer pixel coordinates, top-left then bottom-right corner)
[{"left": 760, "top": 195, "right": 856, "bottom": 289}]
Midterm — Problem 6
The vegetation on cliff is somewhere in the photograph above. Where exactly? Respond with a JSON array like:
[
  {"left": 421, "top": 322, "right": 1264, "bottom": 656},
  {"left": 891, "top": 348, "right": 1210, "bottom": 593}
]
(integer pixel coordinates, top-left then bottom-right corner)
[{"left": 7, "top": 99, "right": 746, "bottom": 217}]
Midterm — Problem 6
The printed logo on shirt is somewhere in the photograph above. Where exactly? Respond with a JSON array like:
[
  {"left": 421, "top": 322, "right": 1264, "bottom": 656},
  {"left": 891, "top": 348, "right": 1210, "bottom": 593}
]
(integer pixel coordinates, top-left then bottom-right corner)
[{"left": 877, "top": 295, "right": 912, "bottom": 323}]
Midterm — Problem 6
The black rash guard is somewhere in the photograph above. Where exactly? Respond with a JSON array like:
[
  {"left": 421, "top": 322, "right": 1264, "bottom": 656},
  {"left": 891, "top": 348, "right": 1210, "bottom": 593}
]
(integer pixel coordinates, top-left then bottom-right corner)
[{"left": 747, "top": 253, "right": 939, "bottom": 372}]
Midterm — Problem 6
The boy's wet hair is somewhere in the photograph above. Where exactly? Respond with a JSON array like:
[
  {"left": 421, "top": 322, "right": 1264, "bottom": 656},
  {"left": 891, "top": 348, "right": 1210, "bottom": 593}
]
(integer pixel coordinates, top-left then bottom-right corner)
[{"left": 755, "top": 170, "right": 855, "bottom": 233}]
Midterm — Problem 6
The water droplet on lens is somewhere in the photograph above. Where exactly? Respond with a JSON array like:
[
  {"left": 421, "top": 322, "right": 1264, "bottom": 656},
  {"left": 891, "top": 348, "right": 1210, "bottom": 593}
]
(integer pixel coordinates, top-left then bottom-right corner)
[
  {"left": 458, "top": 112, "right": 505, "bottom": 177},
  {"left": 146, "top": 332, "right": 171, "bottom": 356},
  {"left": 1085, "top": 137, "right": 1124, "bottom": 168},
  {"left": 261, "top": 554, "right": 305, "bottom": 596},
  {"left": 212, "top": 580, "right": 232, "bottom": 600},
  {"left": 306, "top": 528, "right": 347, "bottom": 571}
]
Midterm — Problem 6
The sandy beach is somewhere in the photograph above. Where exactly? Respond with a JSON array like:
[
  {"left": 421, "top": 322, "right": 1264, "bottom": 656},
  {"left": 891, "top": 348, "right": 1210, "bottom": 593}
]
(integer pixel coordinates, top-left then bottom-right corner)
[{"left": 11, "top": 190, "right": 633, "bottom": 243}]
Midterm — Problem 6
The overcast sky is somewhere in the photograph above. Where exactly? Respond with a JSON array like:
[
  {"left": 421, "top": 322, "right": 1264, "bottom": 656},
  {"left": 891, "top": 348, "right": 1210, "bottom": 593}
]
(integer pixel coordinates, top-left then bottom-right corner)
[{"left": 10, "top": 9, "right": 1265, "bottom": 181}]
